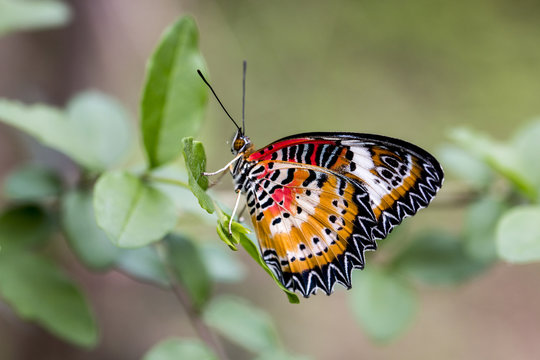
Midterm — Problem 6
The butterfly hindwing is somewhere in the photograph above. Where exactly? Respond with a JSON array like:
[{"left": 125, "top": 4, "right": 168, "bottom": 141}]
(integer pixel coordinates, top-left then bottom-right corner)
[{"left": 245, "top": 161, "right": 379, "bottom": 297}]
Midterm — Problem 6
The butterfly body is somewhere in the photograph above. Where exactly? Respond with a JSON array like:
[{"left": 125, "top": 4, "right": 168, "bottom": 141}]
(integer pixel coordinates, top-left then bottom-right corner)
[{"left": 229, "top": 132, "right": 444, "bottom": 298}]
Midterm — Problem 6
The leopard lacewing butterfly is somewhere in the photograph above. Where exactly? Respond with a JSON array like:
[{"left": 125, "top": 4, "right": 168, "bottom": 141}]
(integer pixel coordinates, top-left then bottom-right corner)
[{"left": 199, "top": 63, "right": 443, "bottom": 297}]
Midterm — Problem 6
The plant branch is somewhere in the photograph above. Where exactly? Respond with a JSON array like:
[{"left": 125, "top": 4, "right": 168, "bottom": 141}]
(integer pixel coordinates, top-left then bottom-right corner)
[{"left": 155, "top": 244, "right": 229, "bottom": 360}]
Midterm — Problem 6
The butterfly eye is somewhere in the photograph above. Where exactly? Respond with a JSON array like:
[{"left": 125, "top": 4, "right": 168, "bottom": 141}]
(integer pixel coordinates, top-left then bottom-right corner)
[{"left": 234, "top": 138, "right": 246, "bottom": 151}]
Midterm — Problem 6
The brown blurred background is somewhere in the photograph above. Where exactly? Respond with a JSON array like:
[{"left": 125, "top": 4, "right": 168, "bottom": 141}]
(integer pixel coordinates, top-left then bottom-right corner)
[{"left": 2, "top": 0, "right": 540, "bottom": 359}]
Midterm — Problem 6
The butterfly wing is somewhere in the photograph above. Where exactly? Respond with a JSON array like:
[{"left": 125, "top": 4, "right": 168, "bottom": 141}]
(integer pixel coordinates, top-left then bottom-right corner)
[{"left": 244, "top": 132, "right": 444, "bottom": 297}]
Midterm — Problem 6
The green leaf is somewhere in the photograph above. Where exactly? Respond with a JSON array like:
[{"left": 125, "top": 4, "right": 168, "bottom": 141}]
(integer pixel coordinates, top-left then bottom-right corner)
[
  {"left": 496, "top": 205, "right": 540, "bottom": 263},
  {"left": 437, "top": 144, "right": 493, "bottom": 189},
  {"left": 0, "top": 0, "right": 71, "bottom": 36},
  {"left": 115, "top": 246, "right": 169, "bottom": 287},
  {"left": 3, "top": 164, "right": 62, "bottom": 200},
  {"left": 141, "top": 16, "right": 208, "bottom": 168},
  {"left": 0, "top": 91, "right": 132, "bottom": 171},
  {"left": 215, "top": 213, "right": 239, "bottom": 250},
  {"left": 349, "top": 268, "right": 417, "bottom": 342},
  {"left": 463, "top": 196, "right": 507, "bottom": 263},
  {"left": 65, "top": 91, "right": 132, "bottom": 170},
  {"left": 182, "top": 137, "right": 214, "bottom": 214},
  {"left": 203, "top": 295, "right": 281, "bottom": 354},
  {"left": 216, "top": 213, "right": 300, "bottom": 303},
  {"left": 0, "top": 253, "right": 97, "bottom": 347},
  {"left": 449, "top": 127, "right": 537, "bottom": 201},
  {"left": 165, "top": 234, "right": 212, "bottom": 309},
  {"left": 61, "top": 189, "right": 121, "bottom": 269},
  {"left": 143, "top": 338, "right": 217, "bottom": 360},
  {"left": 392, "top": 231, "right": 485, "bottom": 285},
  {"left": 94, "top": 171, "right": 177, "bottom": 247},
  {"left": 0, "top": 205, "right": 52, "bottom": 253}
]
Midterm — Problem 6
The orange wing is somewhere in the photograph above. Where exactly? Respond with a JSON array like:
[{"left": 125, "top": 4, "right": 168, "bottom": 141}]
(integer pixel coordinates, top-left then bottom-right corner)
[{"left": 246, "top": 161, "right": 378, "bottom": 297}]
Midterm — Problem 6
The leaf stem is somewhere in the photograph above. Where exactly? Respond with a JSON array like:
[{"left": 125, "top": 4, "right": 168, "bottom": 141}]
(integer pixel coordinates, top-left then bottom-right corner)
[
  {"left": 154, "top": 243, "right": 230, "bottom": 360},
  {"left": 147, "top": 176, "right": 190, "bottom": 189}
]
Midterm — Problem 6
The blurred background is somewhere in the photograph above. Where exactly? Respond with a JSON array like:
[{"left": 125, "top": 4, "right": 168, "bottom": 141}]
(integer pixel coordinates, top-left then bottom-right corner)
[{"left": 2, "top": 0, "right": 540, "bottom": 359}]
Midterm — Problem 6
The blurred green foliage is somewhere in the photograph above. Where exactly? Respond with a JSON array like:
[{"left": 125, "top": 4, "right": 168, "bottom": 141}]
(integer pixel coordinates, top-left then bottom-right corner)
[
  {"left": 1, "top": 8, "right": 540, "bottom": 360},
  {"left": 0, "top": 0, "right": 71, "bottom": 36},
  {"left": 142, "top": 338, "right": 217, "bottom": 360}
]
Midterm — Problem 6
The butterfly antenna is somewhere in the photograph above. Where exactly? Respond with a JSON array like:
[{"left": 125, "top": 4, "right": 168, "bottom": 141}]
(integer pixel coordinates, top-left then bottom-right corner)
[
  {"left": 197, "top": 69, "right": 241, "bottom": 132},
  {"left": 242, "top": 60, "right": 247, "bottom": 134}
]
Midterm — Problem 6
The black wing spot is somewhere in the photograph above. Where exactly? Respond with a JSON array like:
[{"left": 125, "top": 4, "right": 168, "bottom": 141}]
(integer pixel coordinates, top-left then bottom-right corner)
[
  {"left": 281, "top": 168, "right": 295, "bottom": 185},
  {"left": 384, "top": 156, "right": 399, "bottom": 168},
  {"left": 316, "top": 174, "right": 328, "bottom": 188},
  {"left": 270, "top": 171, "right": 280, "bottom": 181},
  {"left": 381, "top": 168, "right": 393, "bottom": 179},
  {"left": 305, "top": 190, "right": 312, "bottom": 196},
  {"left": 283, "top": 212, "right": 290, "bottom": 218},
  {"left": 297, "top": 206, "right": 303, "bottom": 214},
  {"left": 271, "top": 217, "right": 282, "bottom": 225},
  {"left": 349, "top": 162, "right": 357, "bottom": 172},
  {"left": 329, "top": 215, "right": 337, "bottom": 223},
  {"left": 299, "top": 243, "right": 306, "bottom": 250},
  {"left": 302, "top": 170, "right": 317, "bottom": 187}
]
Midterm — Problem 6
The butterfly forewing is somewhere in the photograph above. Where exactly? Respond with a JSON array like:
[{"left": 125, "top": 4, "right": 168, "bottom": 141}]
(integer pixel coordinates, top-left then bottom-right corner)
[{"left": 240, "top": 132, "right": 443, "bottom": 297}]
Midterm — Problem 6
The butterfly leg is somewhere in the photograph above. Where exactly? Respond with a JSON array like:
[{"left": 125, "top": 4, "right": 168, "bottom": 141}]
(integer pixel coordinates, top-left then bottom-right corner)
[
  {"left": 202, "top": 153, "right": 243, "bottom": 177},
  {"left": 229, "top": 190, "right": 243, "bottom": 235}
]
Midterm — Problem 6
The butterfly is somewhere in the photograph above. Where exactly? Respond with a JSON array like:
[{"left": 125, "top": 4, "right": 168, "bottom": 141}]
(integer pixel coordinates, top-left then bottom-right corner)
[{"left": 198, "top": 63, "right": 444, "bottom": 298}]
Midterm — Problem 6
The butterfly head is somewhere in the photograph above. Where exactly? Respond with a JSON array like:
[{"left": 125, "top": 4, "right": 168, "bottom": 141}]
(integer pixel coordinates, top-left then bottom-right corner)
[{"left": 231, "top": 129, "right": 252, "bottom": 155}]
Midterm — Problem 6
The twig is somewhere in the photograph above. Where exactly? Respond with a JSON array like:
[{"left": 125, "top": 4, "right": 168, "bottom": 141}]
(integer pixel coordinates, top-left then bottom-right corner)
[
  {"left": 147, "top": 176, "right": 190, "bottom": 189},
  {"left": 155, "top": 244, "right": 230, "bottom": 360}
]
